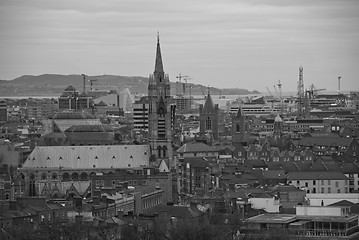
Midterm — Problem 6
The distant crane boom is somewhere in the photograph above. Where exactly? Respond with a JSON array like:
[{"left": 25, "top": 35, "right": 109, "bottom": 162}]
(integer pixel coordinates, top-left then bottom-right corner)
[
  {"left": 176, "top": 73, "right": 189, "bottom": 96},
  {"left": 273, "top": 85, "right": 278, "bottom": 96}
]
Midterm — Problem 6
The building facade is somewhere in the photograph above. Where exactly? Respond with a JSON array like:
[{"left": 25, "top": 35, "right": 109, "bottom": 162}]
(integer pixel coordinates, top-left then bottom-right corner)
[
  {"left": 199, "top": 92, "right": 219, "bottom": 141},
  {"left": 148, "top": 35, "right": 173, "bottom": 166}
]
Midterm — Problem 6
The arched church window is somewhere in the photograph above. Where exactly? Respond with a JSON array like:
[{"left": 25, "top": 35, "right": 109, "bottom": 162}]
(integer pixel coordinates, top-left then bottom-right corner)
[
  {"left": 163, "top": 146, "right": 167, "bottom": 158},
  {"left": 205, "top": 117, "right": 212, "bottom": 131},
  {"left": 157, "top": 146, "right": 162, "bottom": 158}
]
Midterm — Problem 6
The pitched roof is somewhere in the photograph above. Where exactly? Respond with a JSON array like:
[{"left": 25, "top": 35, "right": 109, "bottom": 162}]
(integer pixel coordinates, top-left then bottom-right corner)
[
  {"left": 328, "top": 200, "right": 359, "bottom": 214},
  {"left": 145, "top": 205, "right": 203, "bottom": 219},
  {"left": 21, "top": 145, "right": 150, "bottom": 170},
  {"left": 65, "top": 124, "right": 114, "bottom": 132},
  {"left": 64, "top": 85, "right": 77, "bottom": 92},
  {"left": 287, "top": 171, "right": 348, "bottom": 180},
  {"left": 298, "top": 136, "right": 352, "bottom": 147},
  {"left": 263, "top": 170, "right": 286, "bottom": 179},
  {"left": 52, "top": 111, "right": 96, "bottom": 119},
  {"left": 183, "top": 157, "right": 210, "bottom": 168},
  {"left": 202, "top": 93, "right": 215, "bottom": 113},
  {"left": 177, "top": 142, "right": 217, "bottom": 153}
]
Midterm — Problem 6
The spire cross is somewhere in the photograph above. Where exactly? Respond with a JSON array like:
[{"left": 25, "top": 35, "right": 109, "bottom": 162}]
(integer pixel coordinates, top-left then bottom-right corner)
[{"left": 157, "top": 31, "right": 160, "bottom": 44}]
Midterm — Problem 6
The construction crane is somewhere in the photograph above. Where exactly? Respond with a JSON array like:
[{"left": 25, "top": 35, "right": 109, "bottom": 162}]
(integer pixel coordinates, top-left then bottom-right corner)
[
  {"left": 277, "top": 80, "right": 282, "bottom": 100},
  {"left": 273, "top": 85, "right": 278, "bottom": 96},
  {"left": 266, "top": 86, "right": 273, "bottom": 97},
  {"left": 88, "top": 79, "right": 98, "bottom": 91},
  {"left": 183, "top": 76, "right": 191, "bottom": 97},
  {"left": 307, "top": 84, "right": 326, "bottom": 98},
  {"left": 176, "top": 73, "right": 189, "bottom": 96}
]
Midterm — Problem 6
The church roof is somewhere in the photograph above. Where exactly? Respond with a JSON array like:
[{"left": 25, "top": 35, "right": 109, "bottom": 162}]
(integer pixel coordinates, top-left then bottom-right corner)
[
  {"left": 64, "top": 124, "right": 114, "bottom": 132},
  {"left": 22, "top": 145, "right": 150, "bottom": 170},
  {"left": 202, "top": 93, "right": 215, "bottom": 113},
  {"left": 52, "top": 111, "right": 96, "bottom": 120},
  {"left": 177, "top": 142, "right": 217, "bottom": 153}
]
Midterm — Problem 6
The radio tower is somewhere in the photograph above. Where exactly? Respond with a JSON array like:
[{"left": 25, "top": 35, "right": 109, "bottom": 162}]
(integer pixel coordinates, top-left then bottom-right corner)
[{"left": 297, "top": 66, "right": 305, "bottom": 118}]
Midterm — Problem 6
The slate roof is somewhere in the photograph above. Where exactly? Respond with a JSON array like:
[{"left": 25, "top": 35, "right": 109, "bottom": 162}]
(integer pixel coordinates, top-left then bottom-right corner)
[
  {"left": 298, "top": 136, "right": 352, "bottom": 147},
  {"left": 53, "top": 111, "right": 96, "bottom": 119},
  {"left": 287, "top": 171, "right": 348, "bottom": 180},
  {"left": 328, "top": 200, "right": 359, "bottom": 214},
  {"left": 182, "top": 157, "right": 210, "bottom": 168},
  {"left": 22, "top": 145, "right": 150, "bottom": 170},
  {"left": 263, "top": 170, "right": 286, "bottom": 179},
  {"left": 271, "top": 185, "right": 304, "bottom": 192},
  {"left": 202, "top": 93, "right": 215, "bottom": 113},
  {"left": 177, "top": 142, "right": 217, "bottom": 153},
  {"left": 145, "top": 205, "right": 203, "bottom": 219},
  {"left": 65, "top": 124, "right": 114, "bottom": 132}
]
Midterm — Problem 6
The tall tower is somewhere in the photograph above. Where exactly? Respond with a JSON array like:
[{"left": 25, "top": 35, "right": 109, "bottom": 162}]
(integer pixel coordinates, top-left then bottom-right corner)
[
  {"left": 148, "top": 34, "right": 173, "bottom": 167},
  {"left": 297, "top": 66, "right": 305, "bottom": 118},
  {"left": 199, "top": 91, "right": 219, "bottom": 141},
  {"left": 231, "top": 106, "right": 249, "bottom": 145}
]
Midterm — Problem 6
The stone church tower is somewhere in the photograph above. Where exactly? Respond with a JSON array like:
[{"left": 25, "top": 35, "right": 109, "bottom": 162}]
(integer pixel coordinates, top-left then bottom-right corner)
[
  {"left": 148, "top": 34, "right": 173, "bottom": 167},
  {"left": 232, "top": 106, "right": 249, "bottom": 145},
  {"left": 199, "top": 92, "right": 219, "bottom": 141}
]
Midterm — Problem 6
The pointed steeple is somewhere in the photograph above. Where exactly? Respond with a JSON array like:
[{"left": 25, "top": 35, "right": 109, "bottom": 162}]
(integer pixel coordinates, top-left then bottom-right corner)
[
  {"left": 235, "top": 106, "right": 243, "bottom": 118},
  {"left": 154, "top": 32, "right": 164, "bottom": 76},
  {"left": 202, "top": 92, "right": 215, "bottom": 113}
]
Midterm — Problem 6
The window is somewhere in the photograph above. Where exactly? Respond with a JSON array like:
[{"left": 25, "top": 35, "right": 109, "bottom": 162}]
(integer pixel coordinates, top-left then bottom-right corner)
[
  {"left": 335, "top": 181, "right": 339, "bottom": 187},
  {"left": 337, "top": 189, "right": 341, "bottom": 193},
  {"left": 305, "top": 182, "right": 308, "bottom": 187},
  {"left": 328, "top": 180, "right": 331, "bottom": 185},
  {"left": 321, "top": 187, "right": 324, "bottom": 193},
  {"left": 205, "top": 117, "right": 212, "bottom": 131},
  {"left": 328, "top": 187, "right": 331, "bottom": 193},
  {"left": 313, "top": 180, "right": 316, "bottom": 185},
  {"left": 312, "top": 188, "right": 316, "bottom": 193},
  {"left": 321, "top": 180, "right": 324, "bottom": 185},
  {"left": 297, "top": 180, "right": 300, "bottom": 185}
]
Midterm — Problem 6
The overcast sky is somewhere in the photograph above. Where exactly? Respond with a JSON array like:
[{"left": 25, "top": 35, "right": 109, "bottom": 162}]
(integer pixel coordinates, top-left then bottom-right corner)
[{"left": 0, "top": 0, "right": 358, "bottom": 93}]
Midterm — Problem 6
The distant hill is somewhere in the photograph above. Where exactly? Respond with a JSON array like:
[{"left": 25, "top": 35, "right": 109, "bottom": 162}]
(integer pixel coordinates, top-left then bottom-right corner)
[{"left": 0, "top": 74, "right": 260, "bottom": 97}]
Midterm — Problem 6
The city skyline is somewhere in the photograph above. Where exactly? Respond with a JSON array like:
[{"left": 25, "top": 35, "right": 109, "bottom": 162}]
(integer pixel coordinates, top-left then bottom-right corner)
[{"left": 0, "top": 0, "right": 358, "bottom": 93}]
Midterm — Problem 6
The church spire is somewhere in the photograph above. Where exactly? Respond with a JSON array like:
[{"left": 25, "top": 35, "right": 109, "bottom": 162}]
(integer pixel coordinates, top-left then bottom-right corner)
[{"left": 154, "top": 32, "right": 164, "bottom": 76}]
